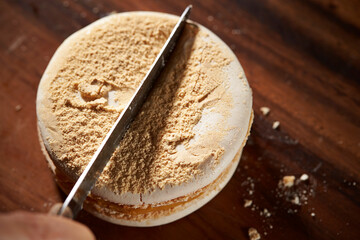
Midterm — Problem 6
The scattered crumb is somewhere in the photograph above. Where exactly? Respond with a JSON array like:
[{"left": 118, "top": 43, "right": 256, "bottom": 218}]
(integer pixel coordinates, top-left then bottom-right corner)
[
  {"left": 291, "top": 196, "right": 300, "bottom": 205},
  {"left": 260, "top": 107, "right": 270, "bottom": 116},
  {"left": 262, "top": 208, "right": 271, "bottom": 217},
  {"left": 272, "top": 121, "right": 280, "bottom": 129},
  {"left": 244, "top": 199, "right": 252, "bottom": 208},
  {"left": 207, "top": 15, "right": 214, "bottom": 22},
  {"left": 241, "top": 177, "right": 255, "bottom": 196},
  {"left": 311, "top": 212, "right": 316, "bottom": 217},
  {"left": 300, "top": 174, "right": 309, "bottom": 181},
  {"left": 15, "top": 105, "right": 22, "bottom": 112},
  {"left": 277, "top": 174, "right": 315, "bottom": 208},
  {"left": 248, "top": 228, "right": 261, "bottom": 240},
  {"left": 282, "top": 176, "right": 295, "bottom": 188}
]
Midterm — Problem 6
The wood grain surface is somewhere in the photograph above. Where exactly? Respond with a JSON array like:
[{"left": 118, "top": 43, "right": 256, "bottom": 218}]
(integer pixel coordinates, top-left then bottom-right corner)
[{"left": 0, "top": 0, "right": 359, "bottom": 239}]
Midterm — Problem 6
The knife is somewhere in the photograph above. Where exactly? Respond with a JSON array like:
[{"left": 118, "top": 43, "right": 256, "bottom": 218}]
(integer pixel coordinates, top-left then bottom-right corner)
[{"left": 54, "top": 5, "right": 192, "bottom": 218}]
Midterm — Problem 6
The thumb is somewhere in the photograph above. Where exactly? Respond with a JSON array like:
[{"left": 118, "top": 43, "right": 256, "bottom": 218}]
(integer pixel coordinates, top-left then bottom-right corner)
[{"left": 0, "top": 211, "right": 95, "bottom": 240}]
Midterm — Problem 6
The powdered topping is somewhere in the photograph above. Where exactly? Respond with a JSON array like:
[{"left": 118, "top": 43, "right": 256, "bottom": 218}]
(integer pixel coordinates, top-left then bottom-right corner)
[{"left": 46, "top": 14, "right": 234, "bottom": 194}]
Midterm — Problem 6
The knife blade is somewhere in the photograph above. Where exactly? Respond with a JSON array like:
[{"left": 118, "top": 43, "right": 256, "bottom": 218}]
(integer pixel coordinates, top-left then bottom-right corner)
[{"left": 57, "top": 5, "right": 192, "bottom": 218}]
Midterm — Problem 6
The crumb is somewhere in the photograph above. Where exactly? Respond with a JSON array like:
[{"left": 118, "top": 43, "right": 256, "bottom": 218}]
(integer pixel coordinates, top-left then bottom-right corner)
[
  {"left": 311, "top": 212, "right": 315, "bottom": 217},
  {"left": 207, "top": 15, "right": 214, "bottom": 22},
  {"left": 260, "top": 107, "right": 270, "bottom": 116},
  {"left": 242, "top": 177, "right": 255, "bottom": 197},
  {"left": 291, "top": 196, "right": 300, "bottom": 205},
  {"left": 272, "top": 121, "right": 280, "bottom": 129},
  {"left": 277, "top": 174, "right": 315, "bottom": 208},
  {"left": 262, "top": 208, "right": 271, "bottom": 217},
  {"left": 248, "top": 228, "right": 261, "bottom": 240},
  {"left": 300, "top": 174, "right": 309, "bottom": 181},
  {"left": 244, "top": 199, "right": 252, "bottom": 208},
  {"left": 15, "top": 105, "right": 22, "bottom": 112},
  {"left": 282, "top": 176, "right": 295, "bottom": 188}
]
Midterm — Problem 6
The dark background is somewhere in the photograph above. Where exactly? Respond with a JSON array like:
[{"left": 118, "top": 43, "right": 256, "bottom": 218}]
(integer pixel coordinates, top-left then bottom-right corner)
[{"left": 0, "top": 0, "right": 359, "bottom": 239}]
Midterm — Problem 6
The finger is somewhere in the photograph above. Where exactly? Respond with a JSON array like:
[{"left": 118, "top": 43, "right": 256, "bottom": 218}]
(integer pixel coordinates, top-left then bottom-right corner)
[
  {"left": 48, "top": 203, "right": 73, "bottom": 218},
  {"left": 0, "top": 211, "right": 95, "bottom": 240}
]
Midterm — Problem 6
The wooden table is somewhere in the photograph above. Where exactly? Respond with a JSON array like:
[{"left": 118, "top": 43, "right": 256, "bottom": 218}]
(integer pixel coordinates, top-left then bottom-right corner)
[{"left": 1, "top": 0, "right": 359, "bottom": 239}]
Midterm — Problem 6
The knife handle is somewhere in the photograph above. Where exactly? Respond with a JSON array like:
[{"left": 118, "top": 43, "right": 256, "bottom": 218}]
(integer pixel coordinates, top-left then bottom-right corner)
[{"left": 48, "top": 203, "right": 74, "bottom": 218}]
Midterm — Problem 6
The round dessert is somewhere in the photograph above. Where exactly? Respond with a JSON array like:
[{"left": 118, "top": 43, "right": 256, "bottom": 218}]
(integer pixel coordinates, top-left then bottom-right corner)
[{"left": 36, "top": 11, "right": 253, "bottom": 226}]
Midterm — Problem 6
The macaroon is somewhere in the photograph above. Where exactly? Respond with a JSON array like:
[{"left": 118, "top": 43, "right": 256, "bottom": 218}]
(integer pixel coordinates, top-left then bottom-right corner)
[{"left": 36, "top": 11, "right": 253, "bottom": 226}]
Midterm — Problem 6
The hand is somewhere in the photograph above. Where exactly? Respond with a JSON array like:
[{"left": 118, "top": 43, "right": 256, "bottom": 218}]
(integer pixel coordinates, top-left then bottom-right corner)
[{"left": 0, "top": 211, "right": 95, "bottom": 240}]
